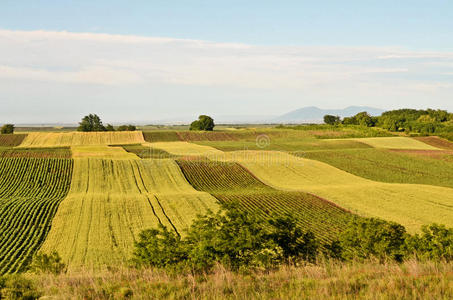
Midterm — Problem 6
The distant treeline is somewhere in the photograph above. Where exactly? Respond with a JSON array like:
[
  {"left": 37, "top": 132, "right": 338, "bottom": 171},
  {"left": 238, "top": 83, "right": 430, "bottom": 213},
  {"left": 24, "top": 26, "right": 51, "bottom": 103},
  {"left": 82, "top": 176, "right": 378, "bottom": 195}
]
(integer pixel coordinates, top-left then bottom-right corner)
[{"left": 324, "top": 109, "right": 453, "bottom": 137}]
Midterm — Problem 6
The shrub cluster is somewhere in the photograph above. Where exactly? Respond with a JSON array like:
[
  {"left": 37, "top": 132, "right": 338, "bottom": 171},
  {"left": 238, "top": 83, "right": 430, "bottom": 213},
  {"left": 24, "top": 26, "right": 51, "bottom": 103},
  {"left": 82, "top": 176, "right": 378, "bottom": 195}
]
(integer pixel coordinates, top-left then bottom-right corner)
[
  {"left": 133, "top": 203, "right": 317, "bottom": 272},
  {"left": 134, "top": 203, "right": 453, "bottom": 272}
]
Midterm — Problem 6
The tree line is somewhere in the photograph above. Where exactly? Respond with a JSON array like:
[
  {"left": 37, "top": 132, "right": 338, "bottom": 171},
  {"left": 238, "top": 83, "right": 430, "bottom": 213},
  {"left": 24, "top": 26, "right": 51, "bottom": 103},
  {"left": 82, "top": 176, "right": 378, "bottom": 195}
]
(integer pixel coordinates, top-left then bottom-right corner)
[
  {"left": 324, "top": 108, "right": 453, "bottom": 135},
  {"left": 78, "top": 114, "right": 136, "bottom": 132}
]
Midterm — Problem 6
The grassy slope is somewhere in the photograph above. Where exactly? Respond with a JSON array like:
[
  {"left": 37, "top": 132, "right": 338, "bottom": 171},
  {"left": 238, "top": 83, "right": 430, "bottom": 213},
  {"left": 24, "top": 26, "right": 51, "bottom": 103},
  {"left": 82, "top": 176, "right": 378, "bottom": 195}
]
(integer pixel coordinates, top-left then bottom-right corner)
[
  {"left": 302, "top": 148, "right": 453, "bottom": 189},
  {"left": 19, "top": 131, "right": 144, "bottom": 147},
  {"left": 207, "top": 151, "right": 453, "bottom": 232},
  {"left": 149, "top": 141, "right": 223, "bottom": 156},
  {"left": 0, "top": 157, "right": 73, "bottom": 274},
  {"left": 120, "top": 144, "right": 178, "bottom": 159},
  {"left": 177, "top": 160, "right": 355, "bottom": 244},
  {"left": 41, "top": 158, "right": 218, "bottom": 270}
]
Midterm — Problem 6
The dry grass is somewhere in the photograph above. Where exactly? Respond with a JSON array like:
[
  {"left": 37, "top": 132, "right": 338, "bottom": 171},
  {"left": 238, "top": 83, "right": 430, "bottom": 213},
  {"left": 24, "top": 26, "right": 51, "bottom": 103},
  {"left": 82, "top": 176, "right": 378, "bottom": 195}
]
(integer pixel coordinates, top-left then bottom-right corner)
[
  {"left": 27, "top": 260, "right": 453, "bottom": 299},
  {"left": 149, "top": 141, "right": 223, "bottom": 156}
]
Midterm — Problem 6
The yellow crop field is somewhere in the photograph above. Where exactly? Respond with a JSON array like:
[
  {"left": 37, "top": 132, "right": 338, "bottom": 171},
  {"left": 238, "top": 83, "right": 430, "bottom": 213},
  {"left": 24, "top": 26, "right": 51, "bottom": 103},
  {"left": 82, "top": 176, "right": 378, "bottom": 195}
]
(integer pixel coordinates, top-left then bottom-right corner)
[
  {"left": 19, "top": 131, "right": 145, "bottom": 147},
  {"left": 71, "top": 146, "right": 139, "bottom": 159},
  {"left": 147, "top": 141, "right": 223, "bottom": 156},
  {"left": 339, "top": 137, "right": 440, "bottom": 150},
  {"left": 208, "top": 151, "right": 453, "bottom": 232},
  {"left": 41, "top": 158, "right": 218, "bottom": 270}
]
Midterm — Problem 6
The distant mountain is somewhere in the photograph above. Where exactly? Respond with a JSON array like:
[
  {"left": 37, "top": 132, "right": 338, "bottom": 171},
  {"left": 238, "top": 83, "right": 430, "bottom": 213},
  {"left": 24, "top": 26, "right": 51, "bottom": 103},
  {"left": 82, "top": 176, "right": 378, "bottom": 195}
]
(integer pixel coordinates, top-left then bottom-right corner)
[{"left": 273, "top": 106, "right": 385, "bottom": 123}]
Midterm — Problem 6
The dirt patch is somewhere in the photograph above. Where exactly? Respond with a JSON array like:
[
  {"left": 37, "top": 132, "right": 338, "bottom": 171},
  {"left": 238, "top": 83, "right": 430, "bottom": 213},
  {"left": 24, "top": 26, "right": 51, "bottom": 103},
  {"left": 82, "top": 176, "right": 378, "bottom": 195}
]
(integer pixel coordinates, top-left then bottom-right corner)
[{"left": 414, "top": 136, "right": 453, "bottom": 150}]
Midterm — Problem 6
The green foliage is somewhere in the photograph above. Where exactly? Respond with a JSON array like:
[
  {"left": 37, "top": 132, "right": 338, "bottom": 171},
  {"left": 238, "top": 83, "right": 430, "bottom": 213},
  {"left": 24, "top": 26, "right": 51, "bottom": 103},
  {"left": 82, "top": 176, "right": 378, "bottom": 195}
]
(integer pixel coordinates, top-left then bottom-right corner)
[
  {"left": 190, "top": 115, "right": 215, "bottom": 131},
  {"left": 0, "top": 124, "right": 14, "bottom": 134},
  {"left": 0, "top": 275, "right": 41, "bottom": 300},
  {"left": 77, "top": 114, "right": 106, "bottom": 132},
  {"left": 117, "top": 125, "right": 137, "bottom": 131},
  {"left": 133, "top": 203, "right": 318, "bottom": 272},
  {"left": 339, "top": 218, "right": 407, "bottom": 262},
  {"left": 29, "top": 252, "right": 66, "bottom": 275},
  {"left": 323, "top": 115, "right": 340, "bottom": 125},
  {"left": 105, "top": 124, "right": 115, "bottom": 131},
  {"left": 405, "top": 224, "right": 453, "bottom": 261}
]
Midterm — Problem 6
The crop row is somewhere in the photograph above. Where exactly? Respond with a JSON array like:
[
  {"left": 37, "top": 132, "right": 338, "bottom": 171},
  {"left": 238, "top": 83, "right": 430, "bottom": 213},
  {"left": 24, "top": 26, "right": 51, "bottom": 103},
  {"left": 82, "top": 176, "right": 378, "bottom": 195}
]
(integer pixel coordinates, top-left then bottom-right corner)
[
  {"left": 176, "top": 160, "right": 355, "bottom": 244},
  {"left": 0, "top": 134, "right": 27, "bottom": 147},
  {"left": 0, "top": 147, "right": 71, "bottom": 159},
  {"left": 120, "top": 144, "right": 178, "bottom": 159},
  {"left": 0, "top": 157, "right": 73, "bottom": 274}
]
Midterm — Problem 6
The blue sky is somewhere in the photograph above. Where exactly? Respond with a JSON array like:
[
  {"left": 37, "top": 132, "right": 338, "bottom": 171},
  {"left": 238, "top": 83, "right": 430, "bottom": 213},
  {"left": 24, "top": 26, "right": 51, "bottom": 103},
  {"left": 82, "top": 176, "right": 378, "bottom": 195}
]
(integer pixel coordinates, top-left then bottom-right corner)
[{"left": 0, "top": 1, "right": 453, "bottom": 123}]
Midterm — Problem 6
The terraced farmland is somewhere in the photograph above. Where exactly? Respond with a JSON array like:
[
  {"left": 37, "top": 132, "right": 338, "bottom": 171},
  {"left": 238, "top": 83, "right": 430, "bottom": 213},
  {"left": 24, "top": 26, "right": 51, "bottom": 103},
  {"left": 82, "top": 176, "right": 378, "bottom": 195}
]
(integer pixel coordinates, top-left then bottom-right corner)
[
  {"left": 211, "top": 151, "right": 453, "bottom": 232},
  {"left": 143, "top": 131, "right": 181, "bottom": 142},
  {"left": 0, "top": 157, "right": 73, "bottom": 273},
  {"left": 340, "top": 137, "right": 440, "bottom": 150},
  {"left": 177, "top": 160, "right": 355, "bottom": 244},
  {"left": 20, "top": 131, "right": 145, "bottom": 147},
  {"left": 0, "top": 134, "right": 27, "bottom": 147},
  {"left": 41, "top": 158, "right": 218, "bottom": 270},
  {"left": 149, "top": 142, "right": 223, "bottom": 156}
]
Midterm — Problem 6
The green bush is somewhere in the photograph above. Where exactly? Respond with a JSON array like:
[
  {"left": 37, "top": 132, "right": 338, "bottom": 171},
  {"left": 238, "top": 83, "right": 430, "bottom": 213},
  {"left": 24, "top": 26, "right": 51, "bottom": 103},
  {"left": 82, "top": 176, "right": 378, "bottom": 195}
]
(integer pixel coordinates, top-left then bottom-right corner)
[
  {"left": 339, "top": 218, "right": 407, "bottom": 262},
  {"left": 133, "top": 203, "right": 317, "bottom": 272},
  {"left": 77, "top": 114, "right": 106, "bottom": 132},
  {"left": 0, "top": 275, "right": 41, "bottom": 300},
  {"left": 405, "top": 224, "right": 453, "bottom": 261},
  {"left": 117, "top": 125, "right": 137, "bottom": 131},
  {"left": 29, "top": 251, "right": 66, "bottom": 275}
]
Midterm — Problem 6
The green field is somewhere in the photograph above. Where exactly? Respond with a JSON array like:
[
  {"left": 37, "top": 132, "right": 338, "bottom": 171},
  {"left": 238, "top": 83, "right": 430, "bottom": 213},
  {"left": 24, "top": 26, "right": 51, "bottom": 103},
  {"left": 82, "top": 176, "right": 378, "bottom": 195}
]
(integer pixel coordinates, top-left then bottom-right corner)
[
  {"left": 0, "top": 157, "right": 73, "bottom": 273},
  {"left": 1, "top": 127, "right": 453, "bottom": 273},
  {"left": 40, "top": 158, "right": 218, "bottom": 271},
  {"left": 177, "top": 160, "right": 356, "bottom": 244}
]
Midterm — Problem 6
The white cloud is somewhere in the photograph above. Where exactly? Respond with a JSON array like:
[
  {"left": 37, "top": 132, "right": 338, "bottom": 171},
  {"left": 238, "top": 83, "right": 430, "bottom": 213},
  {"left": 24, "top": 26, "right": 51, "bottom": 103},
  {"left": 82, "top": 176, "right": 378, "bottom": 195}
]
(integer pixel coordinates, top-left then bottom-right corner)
[{"left": 1, "top": 28, "right": 453, "bottom": 122}]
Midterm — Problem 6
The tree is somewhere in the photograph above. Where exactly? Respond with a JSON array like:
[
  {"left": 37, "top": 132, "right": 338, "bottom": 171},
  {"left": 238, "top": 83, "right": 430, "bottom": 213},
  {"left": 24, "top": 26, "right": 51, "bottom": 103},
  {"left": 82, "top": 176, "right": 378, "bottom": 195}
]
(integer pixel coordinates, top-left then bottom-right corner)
[
  {"left": 29, "top": 251, "right": 66, "bottom": 275},
  {"left": 190, "top": 115, "right": 215, "bottom": 131},
  {"left": 323, "top": 115, "right": 340, "bottom": 125},
  {"left": 105, "top": 124, "right": 115, "bottom": 131},
  {"left": 77, "top": 114, "right": 106, "bottom": 132},
  {"left": 404, "top": 224, "right": 453, "bottom": 261},
  {"left": 0, "top": 124, "right": 14, "bottom": 134},
  {"left": 355, "top": 112, "right": 375, "bottom": 127},
  {"left": 117, "top": 125, "right": 137, "bottom": 131}
]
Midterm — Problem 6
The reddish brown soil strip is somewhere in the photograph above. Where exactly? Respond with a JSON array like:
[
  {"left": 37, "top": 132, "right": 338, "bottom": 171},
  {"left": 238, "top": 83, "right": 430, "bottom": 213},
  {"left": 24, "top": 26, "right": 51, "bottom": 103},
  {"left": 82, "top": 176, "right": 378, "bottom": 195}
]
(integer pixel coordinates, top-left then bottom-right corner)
[{"left": 414, "top": 136, "right": 453, "bottom": 150}]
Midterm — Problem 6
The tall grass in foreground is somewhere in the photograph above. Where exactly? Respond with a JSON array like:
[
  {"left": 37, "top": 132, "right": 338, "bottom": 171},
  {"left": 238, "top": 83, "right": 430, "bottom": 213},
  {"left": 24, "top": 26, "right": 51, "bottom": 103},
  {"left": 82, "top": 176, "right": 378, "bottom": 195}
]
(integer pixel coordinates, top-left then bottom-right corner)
[{"left": 14, "top": 260, "right": 452, "bottom": 299}]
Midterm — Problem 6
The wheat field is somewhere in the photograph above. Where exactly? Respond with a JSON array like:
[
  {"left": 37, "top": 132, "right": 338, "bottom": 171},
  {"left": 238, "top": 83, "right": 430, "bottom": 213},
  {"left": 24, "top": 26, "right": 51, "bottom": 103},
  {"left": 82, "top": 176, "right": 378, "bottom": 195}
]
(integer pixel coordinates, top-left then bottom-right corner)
[
  {"left": 19, "top": 131, "right": 145, "bottom": 147},
  {"left": 40, "top": 158, "right": 218, "bottom": 270}
]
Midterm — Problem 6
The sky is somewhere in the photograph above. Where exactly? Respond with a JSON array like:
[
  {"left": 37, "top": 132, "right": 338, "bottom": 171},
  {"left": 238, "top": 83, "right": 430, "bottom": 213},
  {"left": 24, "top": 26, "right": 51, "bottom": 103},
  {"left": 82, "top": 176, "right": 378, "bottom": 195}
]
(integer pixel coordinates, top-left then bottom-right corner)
[{"left": 0, "top": 1, "right": 453, "bottom": 124}]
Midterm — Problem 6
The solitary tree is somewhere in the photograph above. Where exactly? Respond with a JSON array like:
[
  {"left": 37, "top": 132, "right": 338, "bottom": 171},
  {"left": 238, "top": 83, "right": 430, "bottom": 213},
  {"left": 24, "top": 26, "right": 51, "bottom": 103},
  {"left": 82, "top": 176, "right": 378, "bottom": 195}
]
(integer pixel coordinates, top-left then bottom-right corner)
[
  {"left": 0, "top": 124, "right": 14, "bottom": 134},
  {"left": 105, "top": 124, "right": 115, "bottom": 131},
  {"left": 78, "top": 114, "right": 106, "bottom": 132},
  {"left": 323, "top": 115, "right": 340, "bottom": 125},
  {"left": 190, "top": 115, "right": 215, "bottom": 131}
]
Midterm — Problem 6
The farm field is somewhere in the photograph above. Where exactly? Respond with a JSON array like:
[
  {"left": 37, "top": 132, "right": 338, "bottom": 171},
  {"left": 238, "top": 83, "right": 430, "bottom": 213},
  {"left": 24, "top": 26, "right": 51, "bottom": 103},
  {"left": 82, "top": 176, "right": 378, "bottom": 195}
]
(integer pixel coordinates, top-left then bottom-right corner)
[
  {"left": 177, "top": 160, "right": 355, "bottom": 244},
  {"left": 0, "top": 134, "right": 27, "bottom": 147},
  {"left": 338, "top": 136, "right": 440, "bottom": 150},
  {"left": 19, "top": 131, "right": 145, "bottom": 147},
  {"left": 40, "top": 158, "right": 218, "bottom": 271},
  {"left": 302, "top": 148, "right": 453, "bottom": 188},
  {"left": 149, "top": 141, "right": 223, "bottom": 156},
  {"left": 71, "top": 145, "right": 139, "bottom": 159},
  {"left": 207, "top": 150, "right": 453, "bottom": 232},
  {"left": 120, "top": 144, "right": 178, "bottom": 159},
  {"left": 0, "top": 147, "right": 71, "bottom": 159},
  {"left": 0, "top": 157, "right": 73, "bottom": 273}
]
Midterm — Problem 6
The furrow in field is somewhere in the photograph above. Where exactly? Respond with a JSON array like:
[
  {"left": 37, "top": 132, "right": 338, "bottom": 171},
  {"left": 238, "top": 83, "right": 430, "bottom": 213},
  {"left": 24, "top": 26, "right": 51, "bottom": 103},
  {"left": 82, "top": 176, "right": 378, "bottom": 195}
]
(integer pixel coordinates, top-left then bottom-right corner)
[
  {"left": 208, "top": 151, "right": 453, "bottom": 232},
  {"left": 0, "top": 157, "right": 73, "bottom": 274},
  {"left": 41, "top": 158, "right": 218, "bottom": 270}
]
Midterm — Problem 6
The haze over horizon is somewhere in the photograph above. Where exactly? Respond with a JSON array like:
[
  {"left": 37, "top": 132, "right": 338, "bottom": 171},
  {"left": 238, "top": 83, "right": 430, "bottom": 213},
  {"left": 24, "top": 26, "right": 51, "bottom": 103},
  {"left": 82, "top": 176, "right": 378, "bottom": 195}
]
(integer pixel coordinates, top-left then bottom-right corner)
[{"left": 1, "top": 1, "right": 453, "bottom": 124}]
